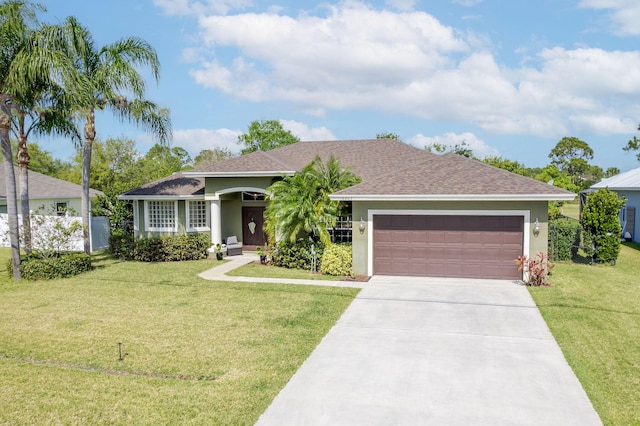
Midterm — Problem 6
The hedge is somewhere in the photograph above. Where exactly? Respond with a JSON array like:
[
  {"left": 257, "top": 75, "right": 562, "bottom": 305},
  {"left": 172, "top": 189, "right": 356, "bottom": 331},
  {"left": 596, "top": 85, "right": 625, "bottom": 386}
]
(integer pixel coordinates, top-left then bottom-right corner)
[
  {"left": 7, "top": 252, "right": 92, "bottom": 281},
  {"left": 110, "top": 233, "right": 210, "bottom": 262}
]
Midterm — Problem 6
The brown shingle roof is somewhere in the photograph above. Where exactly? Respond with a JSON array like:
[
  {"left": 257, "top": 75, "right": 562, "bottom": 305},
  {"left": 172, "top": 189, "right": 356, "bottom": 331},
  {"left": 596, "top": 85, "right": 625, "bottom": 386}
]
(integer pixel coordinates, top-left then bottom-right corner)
[
  {"left": 188, "top": 139, "right": 434, "bottom": 182},
  {"left": 0, "top": 162, "right": 102, "bottom": 199},
  {"left": 120, "top": 172, "right": 204, "bottom": 197},
  {"left": 332, "top": 153, "right": 574, "bottom": 199},
  {"left": 120, "top": 139, "right": 575, "bottom": 200}
]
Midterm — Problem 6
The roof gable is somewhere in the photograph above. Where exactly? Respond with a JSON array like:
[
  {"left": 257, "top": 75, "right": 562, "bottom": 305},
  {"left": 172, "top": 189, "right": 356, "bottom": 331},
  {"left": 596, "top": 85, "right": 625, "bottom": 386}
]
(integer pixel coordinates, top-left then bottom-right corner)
[{"left": 120, "top": 172, "right": 204, "bottom": 197}]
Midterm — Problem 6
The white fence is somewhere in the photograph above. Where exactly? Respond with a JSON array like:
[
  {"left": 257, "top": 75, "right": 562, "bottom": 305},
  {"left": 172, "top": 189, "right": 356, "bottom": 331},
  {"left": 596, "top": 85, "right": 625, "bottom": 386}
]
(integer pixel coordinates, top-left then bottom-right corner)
[{"left": 0, "top": 214, "right": 110, "bottom": 252}]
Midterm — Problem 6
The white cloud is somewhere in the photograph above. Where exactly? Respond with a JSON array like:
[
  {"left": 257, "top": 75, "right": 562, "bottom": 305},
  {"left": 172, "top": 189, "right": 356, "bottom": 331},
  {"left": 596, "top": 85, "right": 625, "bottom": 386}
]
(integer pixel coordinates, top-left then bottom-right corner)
[
  {"left": 180, "top": 1, "right": 640, "bottom": 140},
  {"left": 579, "top": 0, "right": 640, "bottom": 36},
  {"left": 279, "top": 120, "right": 337, "bottom": 141},
  {"left": 408, "top": 132, "right": 499, "bottom": 158},
  {"left": 167, "top": 128, "right": 242, "bottom": 155},
  {"left": 137, "top": 121, "right": 335, "bottom": 156}
]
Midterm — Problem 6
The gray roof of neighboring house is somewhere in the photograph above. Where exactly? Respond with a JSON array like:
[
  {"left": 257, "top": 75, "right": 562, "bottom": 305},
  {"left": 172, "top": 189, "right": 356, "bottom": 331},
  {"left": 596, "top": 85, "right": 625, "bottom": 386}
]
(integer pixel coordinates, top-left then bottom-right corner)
[
  {"left": 0, "top": 162, "right": 102, "bottom": 200},
  {"left": 120, "top": 171, "right": 204, "bottom": 198},
  {"left": 591, "top": 166, "right": 640, "bottom": 190},
  {"left": 120, "top": 139, "right": 575, "bottom": 201}
]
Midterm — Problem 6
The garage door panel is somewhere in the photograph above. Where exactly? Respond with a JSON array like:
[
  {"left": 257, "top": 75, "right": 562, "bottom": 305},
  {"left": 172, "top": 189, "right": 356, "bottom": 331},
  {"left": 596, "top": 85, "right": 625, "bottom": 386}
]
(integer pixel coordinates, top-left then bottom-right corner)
[{"left": 373, "top": 215, "right": 523, "bottom": 279}]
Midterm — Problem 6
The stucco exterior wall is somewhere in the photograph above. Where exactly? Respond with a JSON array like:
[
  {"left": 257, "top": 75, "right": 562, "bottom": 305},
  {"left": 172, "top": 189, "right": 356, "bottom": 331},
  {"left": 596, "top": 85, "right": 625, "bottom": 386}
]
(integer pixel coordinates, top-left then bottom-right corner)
[
  {"left": 0, "top": 197, "right": 84, "bottom": 215},
  {"left": 205, "top": 176, "right": 275, "bottom": 195},
  {"left": 617, "top": 190, "right": 640, "bottom": 242},
  {"left": 351, "top": 200, "right": 550, "bottom": 277}
]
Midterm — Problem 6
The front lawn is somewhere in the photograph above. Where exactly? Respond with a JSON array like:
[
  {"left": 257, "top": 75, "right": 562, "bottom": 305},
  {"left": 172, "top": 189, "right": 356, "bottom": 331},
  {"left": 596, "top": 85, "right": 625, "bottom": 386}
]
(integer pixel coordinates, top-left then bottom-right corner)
[
  {"left": 0, "top": 250, "right": 359, "bottom": 425},
  {"left": 529, "top": 243, "right": 640, "bottom": 425}
]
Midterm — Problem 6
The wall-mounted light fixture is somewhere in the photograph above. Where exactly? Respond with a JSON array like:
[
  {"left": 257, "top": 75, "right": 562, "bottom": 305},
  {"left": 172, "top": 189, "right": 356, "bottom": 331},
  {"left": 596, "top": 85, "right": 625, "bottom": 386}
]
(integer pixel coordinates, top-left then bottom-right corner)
[
  {"left": 533, "top": 218, "right": 540, "bottom": 236},
  {"left": 359, "top": 217, "right": 366, "bottom": 234}
]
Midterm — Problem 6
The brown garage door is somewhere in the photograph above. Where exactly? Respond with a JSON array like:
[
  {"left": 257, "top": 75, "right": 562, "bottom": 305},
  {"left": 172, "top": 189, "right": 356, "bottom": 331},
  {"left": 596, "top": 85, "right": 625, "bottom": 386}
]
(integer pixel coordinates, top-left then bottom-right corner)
[{"left": 373, "top": 215, "right": 523, "bottom": 279}]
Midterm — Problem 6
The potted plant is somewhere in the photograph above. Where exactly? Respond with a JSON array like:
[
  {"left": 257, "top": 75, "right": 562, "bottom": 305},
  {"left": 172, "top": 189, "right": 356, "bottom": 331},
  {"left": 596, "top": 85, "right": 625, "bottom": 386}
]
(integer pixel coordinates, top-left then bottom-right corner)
[
  {"left": 215, "top": 243, "right": 223, "bottom": 261},
  {"left": 257, "top": 246, "right": 268, "bottom": 264}
]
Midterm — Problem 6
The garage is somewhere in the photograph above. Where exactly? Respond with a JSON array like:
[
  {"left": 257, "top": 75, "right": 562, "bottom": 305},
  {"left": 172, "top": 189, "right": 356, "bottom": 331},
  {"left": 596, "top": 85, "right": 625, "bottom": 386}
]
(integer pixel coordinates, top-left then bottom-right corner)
[{"left": 373, "top": 214, "right": 524, "bottom": 279}]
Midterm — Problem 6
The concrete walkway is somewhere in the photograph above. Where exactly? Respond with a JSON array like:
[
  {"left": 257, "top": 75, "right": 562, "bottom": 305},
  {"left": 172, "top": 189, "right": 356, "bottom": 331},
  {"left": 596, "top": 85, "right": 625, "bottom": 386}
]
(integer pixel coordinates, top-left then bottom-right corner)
[
  {"left": 256, "top": 275, "right": 602, "bottom": 426},
  {"left": 197, "top": 253, "right": 365, "bottom": 288}
]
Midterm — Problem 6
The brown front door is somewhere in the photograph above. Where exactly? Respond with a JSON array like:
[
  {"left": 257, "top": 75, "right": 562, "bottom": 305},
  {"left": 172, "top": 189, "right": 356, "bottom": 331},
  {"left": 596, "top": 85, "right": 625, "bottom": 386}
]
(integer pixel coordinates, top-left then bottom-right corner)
[{"left": 242, "top": 206, "right": 266, "bottom": 246}]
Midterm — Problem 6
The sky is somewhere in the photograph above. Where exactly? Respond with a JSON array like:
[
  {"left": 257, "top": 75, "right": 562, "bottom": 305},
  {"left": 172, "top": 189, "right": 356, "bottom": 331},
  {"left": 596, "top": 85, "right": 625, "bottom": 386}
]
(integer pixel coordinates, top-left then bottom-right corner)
[{"left": 38, "top": 0, "right": 640, "bottom": 172}]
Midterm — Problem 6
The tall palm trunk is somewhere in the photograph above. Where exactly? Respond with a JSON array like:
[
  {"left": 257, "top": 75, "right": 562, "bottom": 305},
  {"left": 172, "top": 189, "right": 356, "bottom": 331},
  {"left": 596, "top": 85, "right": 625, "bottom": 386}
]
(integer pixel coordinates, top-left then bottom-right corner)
[
  {"left": 81, "top": 106, "right": 95, "bottom": 255},
  {"left": 0, "top": 95, "right": 21, "bottom": 280},
  {"left": 16, "top": 113, "right": 31, "bottom": 253}
]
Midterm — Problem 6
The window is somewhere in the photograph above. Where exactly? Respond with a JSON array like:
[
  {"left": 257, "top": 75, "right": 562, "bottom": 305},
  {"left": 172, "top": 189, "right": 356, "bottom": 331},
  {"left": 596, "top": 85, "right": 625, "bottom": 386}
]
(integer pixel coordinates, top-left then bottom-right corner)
[
  {"left": 145, "top": 201, "right": 177, "bottom": 232},
  {"left": 187, "top": 200, "right": 209, "bottom": 231},
  {"left": 56, "top": 202, "right": 68, "bottom": 216},
  {"left": 329, "top": 216, "right": 353, "bottom": 243}
]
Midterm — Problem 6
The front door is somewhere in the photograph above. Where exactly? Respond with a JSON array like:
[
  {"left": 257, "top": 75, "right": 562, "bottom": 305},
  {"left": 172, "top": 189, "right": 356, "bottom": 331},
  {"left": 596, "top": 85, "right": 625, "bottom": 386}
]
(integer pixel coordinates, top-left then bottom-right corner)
[{"left": 242, "top": 206, "right": 266, "bottom": 246}]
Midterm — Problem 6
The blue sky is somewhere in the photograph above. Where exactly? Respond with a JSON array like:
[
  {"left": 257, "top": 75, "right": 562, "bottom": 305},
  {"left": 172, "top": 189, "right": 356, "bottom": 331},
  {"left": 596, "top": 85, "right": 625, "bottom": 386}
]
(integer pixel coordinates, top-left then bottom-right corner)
[{"left": 40, "top": 0, "right": 640, "bottom": 172}]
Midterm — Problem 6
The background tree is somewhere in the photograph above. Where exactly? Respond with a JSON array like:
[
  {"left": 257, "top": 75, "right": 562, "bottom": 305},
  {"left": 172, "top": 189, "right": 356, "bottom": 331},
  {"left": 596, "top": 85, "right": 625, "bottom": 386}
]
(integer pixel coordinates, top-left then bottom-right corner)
[
  {"left": 605, "top": 167, "right": 620, "bottom": 178},
  {"left": 581, "top": 188, "right": 626, "bottom": 263},
  {"left": 548, "top": 137, "right": 594, "bottom": 190},
  {"left": 534, "top": 164, "right": 580, "bottom": 193},
  {"left": 623, "top": 124, "right": 640, "bottom": 161},
  {"left": 11, "top": 140, "right": 68, "bottom": 177},
  {"left": 238, "top": 119, "right": 299, "bottom": 154},
  {"left": 425, "top": 140, "right": 474, "bottom": 158},
  {"left": 58, "top": 16, "right": 171, "bottom": 254},
  {"left": 483, "top": 156, "right": 530, "bottom": 176},
  {"left": 376, "top": 132, "right": 402, "bottom": 141},
  {"left": 265, "top": 156, "right": 361, "bottom": 246},
  {"left": 137, "top": 144, "right": 191, "bottom": 178},
  {"left": 194, "top": 147, "right": 234, "bottom": 168}
]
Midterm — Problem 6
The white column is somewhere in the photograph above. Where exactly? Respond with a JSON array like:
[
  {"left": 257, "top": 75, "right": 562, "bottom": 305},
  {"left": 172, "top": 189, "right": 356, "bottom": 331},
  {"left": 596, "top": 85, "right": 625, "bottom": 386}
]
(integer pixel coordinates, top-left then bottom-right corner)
[{"left": 210, "top": 199, "right": 222, "bottom": 246}]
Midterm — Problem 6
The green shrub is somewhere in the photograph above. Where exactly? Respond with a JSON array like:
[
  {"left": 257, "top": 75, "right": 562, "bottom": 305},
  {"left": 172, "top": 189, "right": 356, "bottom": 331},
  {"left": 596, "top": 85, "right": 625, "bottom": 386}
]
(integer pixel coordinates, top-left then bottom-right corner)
[
  {"left": 130, "top": 234, "right": 210, "bottom": 262},
  {"left": 549, "top": 218, "right": 581, "bottom": 261},
  {"left": 581, "top": 189, "right": 626, "bottom": 264},
  {"left": 270, "top": 239, "right": 324, "bottom": 271},
  {"left": 321, "top": 243, "right": 353, "bottom": 276},
  {"left": 7, "top": 252, "right": 92, "bottom": 281},
  {"left": 109, "top": 230, "right": 135, "bottom": 259}
]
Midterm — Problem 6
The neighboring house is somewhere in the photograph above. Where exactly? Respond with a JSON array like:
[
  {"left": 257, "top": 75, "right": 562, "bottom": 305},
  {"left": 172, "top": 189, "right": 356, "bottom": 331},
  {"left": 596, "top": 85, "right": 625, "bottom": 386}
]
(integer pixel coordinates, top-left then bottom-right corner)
[
  {"left": 119, "top": 139, "right": 574, "bottom": 280},
  {"left": 0, "top": 162, "right": 103, "bottom": 215},
  {"left": 590, "top": 166, "right": 640, "bottom": 243},
  {"left": 0, "top": 163, "right": 108, "bottom": 251}
]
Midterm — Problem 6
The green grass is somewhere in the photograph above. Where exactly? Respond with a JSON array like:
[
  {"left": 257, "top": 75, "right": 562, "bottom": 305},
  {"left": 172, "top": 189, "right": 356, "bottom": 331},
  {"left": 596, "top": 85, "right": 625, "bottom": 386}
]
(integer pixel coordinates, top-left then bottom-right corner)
[
  {"left": 227, "top": 262, "right": 347, "bottom": 281},
  {"left": 560, "top": 201, "right": 580, "bottom": 220},
  {"left": 0, "top": 250, "right": 359, "bottom": 425},
  {"left": 528, "top": 243, "right": 640, "bottom": 425}
]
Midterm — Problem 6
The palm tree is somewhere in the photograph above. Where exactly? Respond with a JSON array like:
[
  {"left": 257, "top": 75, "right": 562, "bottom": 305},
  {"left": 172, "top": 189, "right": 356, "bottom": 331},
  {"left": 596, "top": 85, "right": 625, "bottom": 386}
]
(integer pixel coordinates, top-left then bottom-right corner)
[
  {"left": 265, "top": 155, "right": 361, "bottom": 245},
  {"left": 57, "top": 17, "right": 171, "bottom": 254},
  {"left": 12, "top": 77, "right": 81, "bottom": 252},
  {"left": 3, "top": 3, "right": 89, "bottom": 267}
]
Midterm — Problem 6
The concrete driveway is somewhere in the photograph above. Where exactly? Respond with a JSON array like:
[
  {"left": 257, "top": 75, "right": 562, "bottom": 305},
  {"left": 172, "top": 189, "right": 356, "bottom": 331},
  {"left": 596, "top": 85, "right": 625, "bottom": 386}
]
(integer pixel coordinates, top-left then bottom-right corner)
[{"left": 256, "top": 276, "right": 601, "bottom": 426}]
